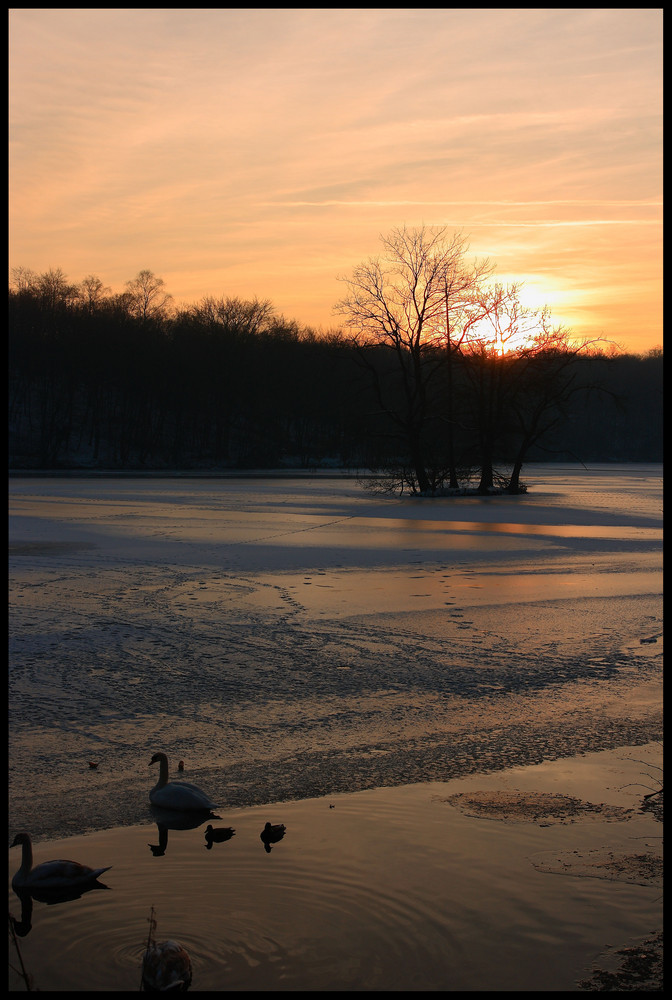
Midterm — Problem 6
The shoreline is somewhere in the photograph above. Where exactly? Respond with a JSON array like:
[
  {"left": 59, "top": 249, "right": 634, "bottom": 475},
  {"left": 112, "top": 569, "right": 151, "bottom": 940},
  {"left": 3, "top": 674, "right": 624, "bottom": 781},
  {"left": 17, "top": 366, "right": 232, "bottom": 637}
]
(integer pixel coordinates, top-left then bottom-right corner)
[
  {"left": 10, "top": 705, "right": 662, "bottom": 847},
  {"left": 9, "top": 742, "right": 663, "bottom": 992},
  {"left": 7, "top": 460, "right": 663, "bottom": 479}
]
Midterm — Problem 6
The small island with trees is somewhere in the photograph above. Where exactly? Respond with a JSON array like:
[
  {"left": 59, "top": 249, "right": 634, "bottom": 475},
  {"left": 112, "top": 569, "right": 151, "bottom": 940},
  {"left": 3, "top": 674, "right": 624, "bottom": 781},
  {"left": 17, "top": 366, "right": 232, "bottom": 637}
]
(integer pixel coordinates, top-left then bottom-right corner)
[{"left": 9, "top": 227, "right": 662, "bottom": 491}]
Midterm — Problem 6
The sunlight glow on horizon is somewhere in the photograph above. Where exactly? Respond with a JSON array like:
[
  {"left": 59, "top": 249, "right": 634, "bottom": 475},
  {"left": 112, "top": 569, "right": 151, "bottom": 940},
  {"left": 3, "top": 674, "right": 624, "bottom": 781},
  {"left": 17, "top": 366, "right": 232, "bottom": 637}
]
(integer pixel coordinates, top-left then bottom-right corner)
[{"left": 9, "top": 9, "right": 662, "bottom": 353}]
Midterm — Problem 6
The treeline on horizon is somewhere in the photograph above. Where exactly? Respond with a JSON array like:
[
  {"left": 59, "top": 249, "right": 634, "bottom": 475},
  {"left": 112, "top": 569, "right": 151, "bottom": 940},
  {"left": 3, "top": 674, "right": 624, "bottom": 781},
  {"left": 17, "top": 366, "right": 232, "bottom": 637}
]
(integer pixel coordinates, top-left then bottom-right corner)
[{"left": 8, "top": 266, "right": 663, "bottom": 478}]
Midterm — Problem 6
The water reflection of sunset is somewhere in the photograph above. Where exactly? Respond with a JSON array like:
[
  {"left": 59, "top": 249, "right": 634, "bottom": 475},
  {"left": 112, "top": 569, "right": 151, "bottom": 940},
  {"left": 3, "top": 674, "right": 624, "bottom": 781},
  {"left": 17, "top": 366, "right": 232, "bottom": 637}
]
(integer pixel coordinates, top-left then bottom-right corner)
[{"left": 254, "top": 562, "right": 661, "bottom": 619}]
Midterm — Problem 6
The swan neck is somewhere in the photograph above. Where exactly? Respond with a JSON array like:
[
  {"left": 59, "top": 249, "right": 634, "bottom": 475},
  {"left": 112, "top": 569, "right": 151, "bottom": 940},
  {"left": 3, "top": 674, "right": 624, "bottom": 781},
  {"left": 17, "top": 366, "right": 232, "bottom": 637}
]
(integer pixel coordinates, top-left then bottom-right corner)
[
  {"left": 19, "top": 837, "right": 33, "bottom": 877},
  {"left": 156, "top": 755, "right": 169, "bottom": 789}
]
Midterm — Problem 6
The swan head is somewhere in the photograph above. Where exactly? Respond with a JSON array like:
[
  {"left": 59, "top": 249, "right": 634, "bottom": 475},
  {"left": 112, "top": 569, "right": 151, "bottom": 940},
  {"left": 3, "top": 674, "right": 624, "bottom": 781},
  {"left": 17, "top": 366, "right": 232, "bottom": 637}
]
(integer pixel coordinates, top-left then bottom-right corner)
[
  {"left": 150, "top": 752, "right": 167, "bottom": 767},
  {"left": 11, "top": 832, "right": 30, "bottom": 849}
]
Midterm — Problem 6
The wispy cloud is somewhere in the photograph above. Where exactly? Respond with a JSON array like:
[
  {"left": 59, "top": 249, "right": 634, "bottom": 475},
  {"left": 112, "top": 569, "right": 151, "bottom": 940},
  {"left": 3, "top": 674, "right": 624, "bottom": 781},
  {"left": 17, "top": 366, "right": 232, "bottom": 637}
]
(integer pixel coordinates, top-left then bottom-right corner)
[
  {"left": 261, "top": 201, "right": 662, "bottom": 212},
  {"left": 9, "top": 8, "right": 662, "bottom": 350}
]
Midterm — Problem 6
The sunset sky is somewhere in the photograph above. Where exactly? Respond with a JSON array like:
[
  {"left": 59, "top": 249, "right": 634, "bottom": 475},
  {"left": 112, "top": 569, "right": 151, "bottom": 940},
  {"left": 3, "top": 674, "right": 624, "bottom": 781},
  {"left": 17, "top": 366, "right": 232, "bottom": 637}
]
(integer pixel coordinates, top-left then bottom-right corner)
[{"left": 9, "top": 8, "right": 663, "bottom": 353}]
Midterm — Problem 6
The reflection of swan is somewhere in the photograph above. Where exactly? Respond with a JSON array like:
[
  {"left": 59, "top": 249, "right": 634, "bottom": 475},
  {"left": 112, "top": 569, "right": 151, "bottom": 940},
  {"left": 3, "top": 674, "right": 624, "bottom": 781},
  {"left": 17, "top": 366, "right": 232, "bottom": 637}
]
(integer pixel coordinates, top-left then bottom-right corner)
[
  {"left": 10, "top": 878, "right": 111, "bottom": 937},
  {"left": 260, "top": 822, "right": 286, "bottom": 853},
  {"left": 9, "top": 890, "right": 34, "bottom": 938},
  {"left": 11, "top": 832, "right": 112, "bottom": 890},
  {"left": 148, "top": 804, "right": 221, "bottom": 856},
  {"left": 148, "top": 825, "right": 169, "bottom": 857},
  {"left": 204, "top": 824, "right": 236, "bottom": 849},
  {"left": 149, "top": 752, "right": 217, "bottom": 811}
]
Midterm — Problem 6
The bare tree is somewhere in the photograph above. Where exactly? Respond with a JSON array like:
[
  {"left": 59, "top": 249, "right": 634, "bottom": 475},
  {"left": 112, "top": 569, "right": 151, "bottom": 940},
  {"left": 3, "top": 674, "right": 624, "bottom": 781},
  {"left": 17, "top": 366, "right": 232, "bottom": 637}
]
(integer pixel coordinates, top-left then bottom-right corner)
[
  {"left": 459, "top": 286, "right": 604, "bottom": 492},
  {"left": 335, "top": 225, "right": 491, "bottom": 493},
  {"left": 32, "top": 268, "right": 80, "bottom": 310},
  {"left": 79, "top": 274, "right": 111, "bottom": 312},
  {"left": 10, "top": 266, "right": 37, "bottom": 293},
  {"left": 441, "top": 257, "right": 495, "bottom": 486},
  {"left": 124, "top": 269, "right": 172, "bottom": 321},
  {"left": 187, "top": 295, "right": 275, "bottom": 335}
]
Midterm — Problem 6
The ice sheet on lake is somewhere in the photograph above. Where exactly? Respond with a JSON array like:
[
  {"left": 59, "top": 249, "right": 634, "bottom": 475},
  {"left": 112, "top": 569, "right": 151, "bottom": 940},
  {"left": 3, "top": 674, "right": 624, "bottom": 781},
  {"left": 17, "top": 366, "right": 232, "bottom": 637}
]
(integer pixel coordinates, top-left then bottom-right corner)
[{"left": 8, "top": 464, "right": 663, "bottom": 842}]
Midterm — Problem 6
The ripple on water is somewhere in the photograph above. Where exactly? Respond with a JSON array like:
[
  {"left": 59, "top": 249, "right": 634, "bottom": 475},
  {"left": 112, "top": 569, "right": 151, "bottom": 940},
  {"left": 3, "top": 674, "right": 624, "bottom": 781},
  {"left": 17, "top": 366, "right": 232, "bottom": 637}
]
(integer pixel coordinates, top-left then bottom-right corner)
[
  {"left": 8, "top": 757, "right": 662, "bottom": 992},
  {"left": 9, "top": 814, "right": 459, "bottom": 991}
]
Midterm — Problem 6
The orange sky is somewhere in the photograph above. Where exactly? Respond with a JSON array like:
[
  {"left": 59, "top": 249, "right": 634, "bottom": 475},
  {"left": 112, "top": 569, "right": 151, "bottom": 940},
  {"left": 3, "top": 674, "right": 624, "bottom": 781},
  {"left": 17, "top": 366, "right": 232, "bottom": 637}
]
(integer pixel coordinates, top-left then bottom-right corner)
[{"left": 9, "top": 9, "right": 663, "bottom": 353}]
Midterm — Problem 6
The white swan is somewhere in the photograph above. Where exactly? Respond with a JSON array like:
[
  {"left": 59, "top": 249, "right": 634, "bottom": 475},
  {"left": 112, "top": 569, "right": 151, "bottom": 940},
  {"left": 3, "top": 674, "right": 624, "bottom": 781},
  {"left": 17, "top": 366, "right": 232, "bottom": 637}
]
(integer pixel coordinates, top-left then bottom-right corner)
[
  {"left": 149, "top": 752, "right": 218, "bottom": 811},
  {"left": 11, "top": 832, "right": 112, "bottom": 891}
]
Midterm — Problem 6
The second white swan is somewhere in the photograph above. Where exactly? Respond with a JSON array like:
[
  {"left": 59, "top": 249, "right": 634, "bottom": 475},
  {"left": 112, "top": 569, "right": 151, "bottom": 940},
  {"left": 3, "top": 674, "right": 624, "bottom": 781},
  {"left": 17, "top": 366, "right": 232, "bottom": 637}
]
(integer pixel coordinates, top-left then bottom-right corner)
[
  {"left": 11, "top": 832, "right": 111, "bottom": 890},
  {"left": 149, "top": 752, "right": 218, "bottom": 811}
]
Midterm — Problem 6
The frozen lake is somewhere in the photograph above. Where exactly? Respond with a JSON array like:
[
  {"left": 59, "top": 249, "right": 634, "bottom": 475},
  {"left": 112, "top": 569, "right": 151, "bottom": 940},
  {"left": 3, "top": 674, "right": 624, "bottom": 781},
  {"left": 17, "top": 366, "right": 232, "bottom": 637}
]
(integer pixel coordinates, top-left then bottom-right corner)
[
  {"left": 8, "top": 464, "right": 662, "bottom": 842},
  {"left": 8, "top": 464, "right": 663, "bottom": 991}
]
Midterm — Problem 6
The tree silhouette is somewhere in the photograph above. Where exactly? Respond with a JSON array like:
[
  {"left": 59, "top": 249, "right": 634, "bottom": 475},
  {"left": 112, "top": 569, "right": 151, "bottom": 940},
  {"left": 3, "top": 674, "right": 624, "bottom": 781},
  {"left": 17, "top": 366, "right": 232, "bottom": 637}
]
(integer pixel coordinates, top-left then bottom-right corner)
[
  {"left": 8, "top": 262, "right": 662, "bottom": 474},
  {"left": 124, "top": 270, "right": 172, "bottom": 321},
  {"left": 336, "top": 225, "right": 492, "bottom": 493}
]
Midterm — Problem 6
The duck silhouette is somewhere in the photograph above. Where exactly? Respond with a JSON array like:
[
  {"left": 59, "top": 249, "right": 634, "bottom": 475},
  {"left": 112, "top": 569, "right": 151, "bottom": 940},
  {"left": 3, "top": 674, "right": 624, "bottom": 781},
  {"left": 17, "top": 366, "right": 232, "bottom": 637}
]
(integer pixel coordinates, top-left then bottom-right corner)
[
  {"left": 260, "top": 822, "right": 286, "bottom": 853},
  {"left": 204, "top": 824, "right": 236, "bottom": 849}
]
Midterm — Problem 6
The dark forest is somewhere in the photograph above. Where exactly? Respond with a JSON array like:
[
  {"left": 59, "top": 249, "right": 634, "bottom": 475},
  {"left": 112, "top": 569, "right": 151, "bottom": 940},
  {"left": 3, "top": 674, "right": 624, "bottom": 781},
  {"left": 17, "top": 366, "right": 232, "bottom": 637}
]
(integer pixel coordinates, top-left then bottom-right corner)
[{"left": 8, "top": 268, "right": 663, "bottom": 488}]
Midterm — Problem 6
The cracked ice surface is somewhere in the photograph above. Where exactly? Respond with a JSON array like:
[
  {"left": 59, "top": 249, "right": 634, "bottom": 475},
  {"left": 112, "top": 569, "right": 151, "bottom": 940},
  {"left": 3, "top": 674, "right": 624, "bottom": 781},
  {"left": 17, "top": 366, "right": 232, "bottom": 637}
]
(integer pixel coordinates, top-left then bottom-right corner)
[{"left": 8, "top": 464, "right": 662, "bottom": 842}]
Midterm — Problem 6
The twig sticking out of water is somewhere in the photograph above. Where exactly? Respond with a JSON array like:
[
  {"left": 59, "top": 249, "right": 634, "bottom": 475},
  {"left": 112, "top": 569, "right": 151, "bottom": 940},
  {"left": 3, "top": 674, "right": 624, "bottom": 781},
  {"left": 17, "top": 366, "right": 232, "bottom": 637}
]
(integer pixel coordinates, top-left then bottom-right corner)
[
  {"left": 619, "top": 750, "right": 663, "bottom": 797},
  {"left": 8, "top": 913, "right": 34, "bottom": 991},
  {"left": 140, "top": 905, "right": 158, "bottom": 992},
  {"left": 618, "top": 748, "right": 663, "bottom": 820}
]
